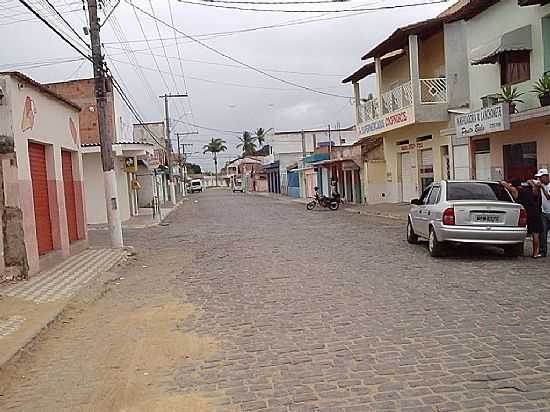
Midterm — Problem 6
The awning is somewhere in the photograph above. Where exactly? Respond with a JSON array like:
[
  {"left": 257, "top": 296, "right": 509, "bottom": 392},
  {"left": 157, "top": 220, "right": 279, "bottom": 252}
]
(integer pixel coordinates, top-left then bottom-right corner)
[
  {"left": 309, "top": 158, "right": 360, "bottom": 170},
  {"left": 471, "top": 25, "right": 532, "bottom": 65}
]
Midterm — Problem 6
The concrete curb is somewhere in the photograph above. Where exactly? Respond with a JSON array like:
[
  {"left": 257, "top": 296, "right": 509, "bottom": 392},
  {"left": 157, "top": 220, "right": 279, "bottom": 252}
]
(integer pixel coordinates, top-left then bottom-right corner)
[
  {"left": 343, "top": 208, "right": 407, "bottom": 221},
  {"left": 0, "top": 250, "right": 129, "bottom": 371}
]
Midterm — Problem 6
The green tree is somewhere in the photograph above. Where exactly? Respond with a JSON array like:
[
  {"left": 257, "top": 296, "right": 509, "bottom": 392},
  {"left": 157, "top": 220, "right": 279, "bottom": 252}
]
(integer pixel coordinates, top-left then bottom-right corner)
[
  {"left": 237, "top": 131, "right": 256, "bottom": 155},
  {"left": 255, "top": 128, "right": 266, "bottom": 146},
  {"left": 202, "top": 138, "right": 227, "bottom": 186},
  {"left": 186, "top": 163, "right": 202, "bottom": 175}
]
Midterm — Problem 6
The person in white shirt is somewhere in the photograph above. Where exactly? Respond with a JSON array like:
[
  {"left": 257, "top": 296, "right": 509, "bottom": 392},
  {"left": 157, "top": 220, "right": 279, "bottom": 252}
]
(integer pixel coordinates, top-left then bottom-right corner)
[{"left": 536, "top": 168, "right": 550, "bottom": 257}]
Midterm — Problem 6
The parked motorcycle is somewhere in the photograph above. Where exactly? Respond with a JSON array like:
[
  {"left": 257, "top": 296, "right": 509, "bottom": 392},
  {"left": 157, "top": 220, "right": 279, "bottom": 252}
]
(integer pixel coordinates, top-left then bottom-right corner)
[{"left": 306, "top": 188, "right": 341, "bottom": 211}]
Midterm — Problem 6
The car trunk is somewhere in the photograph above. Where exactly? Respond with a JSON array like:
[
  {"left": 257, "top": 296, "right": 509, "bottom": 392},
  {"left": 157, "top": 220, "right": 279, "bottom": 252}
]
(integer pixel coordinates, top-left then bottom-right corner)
[{"left": 451, "top": 201, "right": 521, "bottom": 227}]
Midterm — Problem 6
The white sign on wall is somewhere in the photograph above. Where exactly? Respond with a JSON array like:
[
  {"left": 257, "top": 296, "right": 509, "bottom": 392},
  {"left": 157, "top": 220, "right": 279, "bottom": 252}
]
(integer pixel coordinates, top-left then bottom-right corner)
[{"left": 455, "top": 103, "right": 511, "bottom": 138}]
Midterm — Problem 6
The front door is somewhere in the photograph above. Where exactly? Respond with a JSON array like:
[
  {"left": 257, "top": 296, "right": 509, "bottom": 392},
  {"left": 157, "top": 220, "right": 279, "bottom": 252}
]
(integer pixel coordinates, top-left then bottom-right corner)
[
  {"left": 29, "top": 143, "right": 54, "bottom": 255},
  {"left": 475, "top": 152, "right": 491, "bottom": 181},
  {"left": 62, "top": 150, "right": 78, "bottom": 242},
  {"left": 400, "top": 152, "right": 417, "bottom": 203}
]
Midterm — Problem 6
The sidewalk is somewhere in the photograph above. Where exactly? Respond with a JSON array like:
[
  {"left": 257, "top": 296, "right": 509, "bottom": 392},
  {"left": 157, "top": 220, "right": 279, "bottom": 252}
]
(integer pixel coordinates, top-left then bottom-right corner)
[
  {"left": 0, "top": 248, "right": 128, "bottom": 369},
  {"left": 88, "top": 198, "right": 186, "bottom": 230},
  {"left": 248, "top": 191, "right": 410, "bottom": 220}
]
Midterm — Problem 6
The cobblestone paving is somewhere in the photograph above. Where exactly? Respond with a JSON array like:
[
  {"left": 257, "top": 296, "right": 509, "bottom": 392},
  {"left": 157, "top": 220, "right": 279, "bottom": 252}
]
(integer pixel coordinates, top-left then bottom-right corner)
[
  {"left": 172, "top": 191, "right": 550, "bottom": 412},
  {"left": 1, "top": 190, "right": 549, "bottom": 412}
]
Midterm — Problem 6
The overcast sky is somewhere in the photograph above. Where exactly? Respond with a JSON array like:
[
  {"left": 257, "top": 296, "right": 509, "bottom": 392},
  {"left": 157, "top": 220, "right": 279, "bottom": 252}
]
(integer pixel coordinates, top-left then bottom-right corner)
[{"left": 0, "top": 0, "right": 455, "bottom": 171}]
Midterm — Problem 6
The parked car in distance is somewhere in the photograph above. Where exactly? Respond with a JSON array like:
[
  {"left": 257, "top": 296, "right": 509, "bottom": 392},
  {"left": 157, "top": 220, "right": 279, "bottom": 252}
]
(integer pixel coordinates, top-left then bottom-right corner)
[
  {"left": 232, "top": 178, "right": 244, "bottom": 193},
  {"left": 189, "top": 179, "right": 203, "bottom": 193},
  {"left": 407, "top": 181, "right": 527, "bottom": 257}
]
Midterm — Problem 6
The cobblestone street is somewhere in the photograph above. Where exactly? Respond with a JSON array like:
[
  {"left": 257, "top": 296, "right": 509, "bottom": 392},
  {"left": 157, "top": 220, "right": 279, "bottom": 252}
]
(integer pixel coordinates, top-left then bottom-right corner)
[{"left": 1, "top": 190, "right": 550, "bottom": 411}]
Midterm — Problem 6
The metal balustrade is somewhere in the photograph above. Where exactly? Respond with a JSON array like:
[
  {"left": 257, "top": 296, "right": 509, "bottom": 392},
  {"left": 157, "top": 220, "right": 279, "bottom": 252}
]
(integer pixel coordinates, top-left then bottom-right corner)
[{"left": 420, "top": 78, "right": 447, "bottom": 104}]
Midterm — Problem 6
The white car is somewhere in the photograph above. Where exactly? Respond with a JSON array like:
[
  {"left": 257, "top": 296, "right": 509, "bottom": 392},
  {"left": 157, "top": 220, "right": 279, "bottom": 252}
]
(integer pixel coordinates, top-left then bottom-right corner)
[
  {"left": 407, "top": 181, "right": 527, "bottom": 257},
  {"left": 189, "top": 179, "right": 203, "bottom": 193}
]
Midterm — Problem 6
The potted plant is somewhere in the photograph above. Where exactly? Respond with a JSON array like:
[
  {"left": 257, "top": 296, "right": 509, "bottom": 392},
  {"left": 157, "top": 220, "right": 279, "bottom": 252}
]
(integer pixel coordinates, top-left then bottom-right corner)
[
  {"left": 498, "top": 86, "right": 524, "bottom": 114},
  {"left": 533, "top": 73, "right": 550, "bottom": 107}
]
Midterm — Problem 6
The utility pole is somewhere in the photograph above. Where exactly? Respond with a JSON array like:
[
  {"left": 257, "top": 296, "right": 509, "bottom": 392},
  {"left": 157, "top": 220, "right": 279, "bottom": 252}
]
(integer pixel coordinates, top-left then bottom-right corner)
[
  {"left": 87, "top": 0, "right": 123, "bottom": 248},
  {"left": 160, "top": 93, "right": 188, "bottom": 205},
  {"left": 175, "top": 132, "right": 196, "bottom": 196}
]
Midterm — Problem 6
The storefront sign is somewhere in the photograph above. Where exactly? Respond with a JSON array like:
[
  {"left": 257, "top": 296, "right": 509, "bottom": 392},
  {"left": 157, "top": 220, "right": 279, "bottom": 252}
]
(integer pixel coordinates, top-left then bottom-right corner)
[
  {"left": 359, "top": 106, "right": 415, "bottom": 137},
  {"left": 124, "top": 156, "right": 137, "bottom": 173},
  {"left": 455, "top": 103, "right": 510, "bottom": 138}
]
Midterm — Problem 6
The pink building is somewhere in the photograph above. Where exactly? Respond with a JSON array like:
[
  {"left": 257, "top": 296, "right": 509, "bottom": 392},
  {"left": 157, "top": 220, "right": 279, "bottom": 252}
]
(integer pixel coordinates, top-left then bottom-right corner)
[{"left": 0, "top": 72, "right": 87, "bottom": 277}]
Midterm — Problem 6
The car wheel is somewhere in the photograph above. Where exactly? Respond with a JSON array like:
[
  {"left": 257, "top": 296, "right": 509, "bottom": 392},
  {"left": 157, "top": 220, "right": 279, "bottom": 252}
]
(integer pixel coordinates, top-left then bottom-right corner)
[
  {"left": 428, "top": 227, "right": 444, "bottom": 257},
  {"left": 407, "top": 219, "right": 419, "bottom": 244},
  {"left": 503, "top": 242, "right": 524, "bottom": 258}
]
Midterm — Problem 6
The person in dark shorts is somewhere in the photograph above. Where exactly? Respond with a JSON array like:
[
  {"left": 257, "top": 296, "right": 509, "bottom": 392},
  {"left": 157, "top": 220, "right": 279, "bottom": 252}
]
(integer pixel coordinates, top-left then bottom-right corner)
[{"left": 502, "top": 179, "right": 543, "bottom": 258}]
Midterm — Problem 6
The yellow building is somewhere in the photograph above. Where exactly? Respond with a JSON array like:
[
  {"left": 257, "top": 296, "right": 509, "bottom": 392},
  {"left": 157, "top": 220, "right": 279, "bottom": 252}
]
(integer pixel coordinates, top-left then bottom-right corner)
[{"left": 344, "top": 13, "right": 471, "bottom": 203}]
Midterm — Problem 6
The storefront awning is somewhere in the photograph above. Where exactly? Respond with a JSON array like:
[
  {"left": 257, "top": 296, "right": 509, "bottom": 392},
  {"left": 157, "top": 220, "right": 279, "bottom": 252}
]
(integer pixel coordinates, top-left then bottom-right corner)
[
  {"left": 309, "top": 158, "right": 360, "bottom": 170},
  {"left": 471, "top": 25, "right": 532, "bottom": 65}
]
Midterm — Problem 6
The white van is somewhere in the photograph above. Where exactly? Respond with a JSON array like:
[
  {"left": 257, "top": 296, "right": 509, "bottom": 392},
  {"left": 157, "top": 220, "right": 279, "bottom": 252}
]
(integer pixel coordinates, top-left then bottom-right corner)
[{"left": 189, "top": 179, "right": 203, "bottom": 193}]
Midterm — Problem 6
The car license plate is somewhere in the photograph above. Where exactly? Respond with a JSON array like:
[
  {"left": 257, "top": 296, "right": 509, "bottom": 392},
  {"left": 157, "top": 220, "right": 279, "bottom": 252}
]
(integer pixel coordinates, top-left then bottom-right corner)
[{"left": 474, "top": 214, "right": 500, "bottom": 223}]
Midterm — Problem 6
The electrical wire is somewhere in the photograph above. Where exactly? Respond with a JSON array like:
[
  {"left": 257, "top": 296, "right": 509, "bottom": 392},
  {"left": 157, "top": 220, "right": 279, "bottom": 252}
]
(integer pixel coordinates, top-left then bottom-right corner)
[
  {"left": 107, "top": 55, "right": 346, "bottom": 92},
  {"left": 124, "top": 0, "right": 351, "bottom": 99},
  {"left": 177, "top": 0, "right": 449, "bottom": 13},
  {"left": 16, "top": 0, "right": 92, "bottom": 61},
  {"left": 41, "top": 0, "right": 89, "bottom": 48},
  {"left": 199, "top": 0, "right": 351, "bottom": 3},
  {"left": 105, "top": 47, "right": 345, "bottom": 77},
  {"left": 168, "top": 0, "right": 196, "bottom": 131}
]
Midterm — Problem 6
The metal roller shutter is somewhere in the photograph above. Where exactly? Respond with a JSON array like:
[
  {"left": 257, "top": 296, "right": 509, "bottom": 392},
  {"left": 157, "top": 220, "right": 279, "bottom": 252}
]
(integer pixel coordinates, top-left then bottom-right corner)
[
  {"left": 29, "top": 143, "right": 54, "bottom": 255},
  {"left": 62, "top": 150, "right": 78, "bottom": 242}
]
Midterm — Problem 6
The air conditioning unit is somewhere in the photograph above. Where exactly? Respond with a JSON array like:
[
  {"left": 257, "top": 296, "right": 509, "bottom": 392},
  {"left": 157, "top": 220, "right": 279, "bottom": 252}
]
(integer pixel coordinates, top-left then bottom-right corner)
[{"left": 480, "top": 93, "right": 500, "bottom": 108}]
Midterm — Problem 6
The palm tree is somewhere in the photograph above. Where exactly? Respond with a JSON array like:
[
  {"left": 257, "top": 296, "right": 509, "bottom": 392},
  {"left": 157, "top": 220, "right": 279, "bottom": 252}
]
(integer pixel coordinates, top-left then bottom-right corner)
[
  {"left": 203, "top": 138, "right": 227, "bottom": 186},
  {"left": 237, "top": 131, "right": 256, "bottom": 155},
  {"left": 255, "top": 128, "right": 266, "bottom": 146}
]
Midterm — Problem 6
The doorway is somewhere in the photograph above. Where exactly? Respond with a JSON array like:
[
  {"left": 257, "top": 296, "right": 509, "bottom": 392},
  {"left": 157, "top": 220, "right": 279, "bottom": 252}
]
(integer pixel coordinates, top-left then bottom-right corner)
[{"left": 400, "top": 152, "right": 417, "bottom": 202}]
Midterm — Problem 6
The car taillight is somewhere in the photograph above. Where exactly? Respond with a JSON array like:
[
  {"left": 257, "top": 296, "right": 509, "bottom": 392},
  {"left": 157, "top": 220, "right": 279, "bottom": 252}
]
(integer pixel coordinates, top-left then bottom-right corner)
[
  {"left": 518, "top": 208, "right": 527, "bottom": 227},
  {"left": 442, "top": 208, "right": 455, "bottom": 225}
]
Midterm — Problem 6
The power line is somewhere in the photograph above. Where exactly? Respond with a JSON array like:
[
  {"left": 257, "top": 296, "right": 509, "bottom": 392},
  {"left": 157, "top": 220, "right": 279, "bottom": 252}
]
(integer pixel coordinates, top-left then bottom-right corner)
[
  {"left": 0, "top": 6, "right": 81, "bottom": 26},
  {"left": 177, "top": 0, "right": 449, "bottom": 13},
  {"left": 124, "top": 0, "right": 351, "bottom": 99},
  {"left": 168, "top": 0, "right": 196, "bottom": 129},
  {"left": 41, "top": 0, "right": 89, "bottom": 48},
  {"left": 109, "top": 74, "right": 168, "bottom": 149},
  {"left": 198, "top": 0, "right": 351, "bottom": 3},
  {"left": 171, "top": 118, "right": 243, "bottom": 135},
  {"left": 105, "top": 47, "right": 345, "bottom": 77},
  {"left": 107, "top": 55, "right": 347, "bottom": 91},
  {"left": 16, "top": 0, "right": 92, "bottom": 61}
]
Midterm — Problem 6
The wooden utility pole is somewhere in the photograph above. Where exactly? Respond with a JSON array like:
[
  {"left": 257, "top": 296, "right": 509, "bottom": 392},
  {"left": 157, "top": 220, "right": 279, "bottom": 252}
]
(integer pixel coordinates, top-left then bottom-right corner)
[
  {"left": 87, "top": 0, "right": 123, "bottom": 248},
  {"left": 160, "top": 94, "right": 187, "bottom": 205},
  {"left": 176, "top": 132, "right": 196, "bottom": 196}
]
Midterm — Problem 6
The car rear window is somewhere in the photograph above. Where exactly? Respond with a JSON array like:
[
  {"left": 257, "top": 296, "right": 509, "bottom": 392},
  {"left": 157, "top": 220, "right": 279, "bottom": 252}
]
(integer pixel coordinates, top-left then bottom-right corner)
[
  {"left": 192, "top": 181, "right": 201, "bottom": 186},
  {"left": 447, "top": 182, "right": 512, "bottom": 202}
]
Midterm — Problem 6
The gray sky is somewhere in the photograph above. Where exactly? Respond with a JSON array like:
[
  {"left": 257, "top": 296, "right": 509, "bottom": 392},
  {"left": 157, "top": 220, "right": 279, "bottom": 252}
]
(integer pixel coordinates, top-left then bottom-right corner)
[{"left": 0, "top": 0, "right": 454, "bottom": 171}]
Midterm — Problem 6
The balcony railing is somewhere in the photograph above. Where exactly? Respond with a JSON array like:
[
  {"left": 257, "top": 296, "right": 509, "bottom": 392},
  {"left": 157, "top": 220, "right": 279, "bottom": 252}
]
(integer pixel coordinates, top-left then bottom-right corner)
[
  {"left": 382, "top": 80, "right": 413, "bottom": 115},
  {"left": 359, "top": 97, "right": 380, "bottom": 123},
  {"left": 420, "top": 78, "right": 447, "bottom": 104},
  {"left": 358, "top": 78, "right": 447, "bottom": 124}
]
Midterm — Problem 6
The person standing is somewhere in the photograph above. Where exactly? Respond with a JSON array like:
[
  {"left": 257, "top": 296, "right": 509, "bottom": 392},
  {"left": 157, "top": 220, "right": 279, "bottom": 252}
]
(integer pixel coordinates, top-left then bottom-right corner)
[
  {"left": 330, "top": 176, "right": 339, "bottom": 197},
  {"left": 501, "top": 179, "right": 543, "bottom": 258},
  {"left": 536, "top": 169, "right": 550, "bottom": 257}
]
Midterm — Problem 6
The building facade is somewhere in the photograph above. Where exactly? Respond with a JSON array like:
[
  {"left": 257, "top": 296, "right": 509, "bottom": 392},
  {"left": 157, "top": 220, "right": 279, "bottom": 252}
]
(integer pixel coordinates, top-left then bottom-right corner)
[
  {"left": 443, "top": 0, "right": 550, "bottom": 182},
  {"left": 46, "top": 78, "right": 154, "bottom": 224},
  {"left": 344, "top": 15, "right": 467, "bottom": 203},
  {"left": 0, "top": 72, "right": 87, "bottom": 276}
]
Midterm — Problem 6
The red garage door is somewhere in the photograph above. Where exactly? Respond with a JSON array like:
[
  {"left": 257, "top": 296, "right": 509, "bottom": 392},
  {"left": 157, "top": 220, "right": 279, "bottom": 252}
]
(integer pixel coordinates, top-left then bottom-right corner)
[
  {"left": 29, "top": 143, "right": 53, "bottom": 255},
  {"left": 62, "top": 150, "right": 78, "bottom": 242}
]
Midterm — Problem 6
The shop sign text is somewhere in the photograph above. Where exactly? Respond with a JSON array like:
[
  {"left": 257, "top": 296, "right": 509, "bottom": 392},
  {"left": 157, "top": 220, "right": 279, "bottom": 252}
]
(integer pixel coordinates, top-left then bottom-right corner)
[
  {"left": 359, "top": 107, "right": 414, "bottom": 137},
  {"left": 455, "top": 103, "right": 511, "bottom": 138}
]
